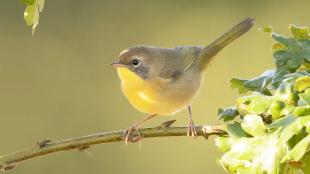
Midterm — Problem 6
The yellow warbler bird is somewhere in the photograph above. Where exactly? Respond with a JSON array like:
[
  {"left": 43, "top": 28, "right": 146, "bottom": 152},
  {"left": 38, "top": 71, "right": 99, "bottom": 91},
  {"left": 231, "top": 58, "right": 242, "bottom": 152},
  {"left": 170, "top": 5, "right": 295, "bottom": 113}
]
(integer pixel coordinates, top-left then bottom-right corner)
[{"left": 112, "top": 18, "right": 254, "bottom": 142}]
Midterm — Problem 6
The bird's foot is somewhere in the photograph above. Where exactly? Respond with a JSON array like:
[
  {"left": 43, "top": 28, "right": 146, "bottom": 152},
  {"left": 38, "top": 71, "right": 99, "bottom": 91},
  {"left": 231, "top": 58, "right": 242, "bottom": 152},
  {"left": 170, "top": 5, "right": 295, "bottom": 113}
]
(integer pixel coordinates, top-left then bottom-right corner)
[
  {"left": 187, "top": 119, "right": 198, "bottom": 137},
  {"left": 123, "top": 124, "right": 143, "bottom": 144},
  {"left": 122, "top": 114, "right": 157, "bottom": 144}
]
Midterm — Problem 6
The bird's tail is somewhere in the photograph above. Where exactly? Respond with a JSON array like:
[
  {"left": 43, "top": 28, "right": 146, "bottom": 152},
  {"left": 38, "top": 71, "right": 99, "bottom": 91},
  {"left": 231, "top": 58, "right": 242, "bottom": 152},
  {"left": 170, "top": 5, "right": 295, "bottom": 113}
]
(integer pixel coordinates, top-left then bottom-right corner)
[{"left": 198, "top": 17, "right": 255, "bottom": 71}]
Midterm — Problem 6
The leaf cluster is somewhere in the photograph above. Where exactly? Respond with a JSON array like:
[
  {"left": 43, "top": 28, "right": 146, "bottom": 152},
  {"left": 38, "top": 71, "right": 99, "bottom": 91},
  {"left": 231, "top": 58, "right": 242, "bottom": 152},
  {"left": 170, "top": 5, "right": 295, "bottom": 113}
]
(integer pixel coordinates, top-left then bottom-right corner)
[{"left": 217, "top": 25, "right": 310, "bottom": 174}]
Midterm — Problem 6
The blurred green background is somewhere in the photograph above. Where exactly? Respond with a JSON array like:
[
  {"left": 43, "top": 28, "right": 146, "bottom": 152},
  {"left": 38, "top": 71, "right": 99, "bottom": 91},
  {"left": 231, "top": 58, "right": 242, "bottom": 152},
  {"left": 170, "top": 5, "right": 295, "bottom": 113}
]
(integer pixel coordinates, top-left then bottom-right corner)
[{"left": 0, "top": 0, "right": 309, "bottom": 173}]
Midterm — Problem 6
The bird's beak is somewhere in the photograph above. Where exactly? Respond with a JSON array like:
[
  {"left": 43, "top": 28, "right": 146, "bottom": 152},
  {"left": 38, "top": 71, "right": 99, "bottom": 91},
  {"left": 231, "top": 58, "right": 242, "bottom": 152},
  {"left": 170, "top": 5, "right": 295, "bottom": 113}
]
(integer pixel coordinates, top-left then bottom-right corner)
[{"left": 111, "top": 61, "right": 127, "bottom": 68}]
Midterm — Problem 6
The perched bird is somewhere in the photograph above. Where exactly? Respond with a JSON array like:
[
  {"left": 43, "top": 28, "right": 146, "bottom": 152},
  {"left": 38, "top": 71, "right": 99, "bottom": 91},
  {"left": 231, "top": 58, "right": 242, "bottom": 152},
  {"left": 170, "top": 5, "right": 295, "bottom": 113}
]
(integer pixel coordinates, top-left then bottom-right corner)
[{"left": 112, "top": 17, "right": 255, "bottom": 143}]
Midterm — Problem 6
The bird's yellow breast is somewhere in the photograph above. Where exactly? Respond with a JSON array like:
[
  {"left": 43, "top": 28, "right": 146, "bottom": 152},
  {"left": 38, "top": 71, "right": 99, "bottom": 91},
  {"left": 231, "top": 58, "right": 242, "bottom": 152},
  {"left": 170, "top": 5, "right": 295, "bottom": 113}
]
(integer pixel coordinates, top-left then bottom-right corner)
[{"left": 117, "top": 68, "right": 191, "bottom": 115}]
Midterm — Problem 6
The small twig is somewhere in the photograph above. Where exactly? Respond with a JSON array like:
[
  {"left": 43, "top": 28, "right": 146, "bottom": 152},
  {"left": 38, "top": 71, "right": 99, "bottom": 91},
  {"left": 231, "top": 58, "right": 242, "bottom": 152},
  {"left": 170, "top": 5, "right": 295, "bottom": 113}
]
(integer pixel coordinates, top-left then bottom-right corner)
[
  {"left": 0, "top": 125, "right": 226, "bottom": 172},
  {"left": 159, "top": 120, "right": 176, "bottom": 128}
]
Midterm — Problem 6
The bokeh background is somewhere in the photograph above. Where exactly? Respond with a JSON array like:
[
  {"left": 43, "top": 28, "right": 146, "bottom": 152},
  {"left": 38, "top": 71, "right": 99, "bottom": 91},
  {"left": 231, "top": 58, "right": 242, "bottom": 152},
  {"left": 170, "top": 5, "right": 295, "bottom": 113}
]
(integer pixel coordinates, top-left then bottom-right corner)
[{"left": 0, "top": 0, "right": 309, "bottom": 173}]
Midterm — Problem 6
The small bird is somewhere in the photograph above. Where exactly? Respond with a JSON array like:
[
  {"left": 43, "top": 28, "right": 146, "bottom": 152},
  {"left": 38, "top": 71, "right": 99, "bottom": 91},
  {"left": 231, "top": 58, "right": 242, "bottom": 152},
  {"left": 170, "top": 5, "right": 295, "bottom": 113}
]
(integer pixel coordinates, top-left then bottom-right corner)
[{"left": 112, "top": 17, "right": 254, "bottom": 143}]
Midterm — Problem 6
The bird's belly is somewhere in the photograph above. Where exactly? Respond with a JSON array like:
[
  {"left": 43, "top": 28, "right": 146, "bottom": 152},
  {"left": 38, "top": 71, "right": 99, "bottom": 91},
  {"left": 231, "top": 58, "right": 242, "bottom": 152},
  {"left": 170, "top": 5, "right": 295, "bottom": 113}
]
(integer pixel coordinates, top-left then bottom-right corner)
[{"left": 117, "top": 68, "right": 197, "bottom": 115}]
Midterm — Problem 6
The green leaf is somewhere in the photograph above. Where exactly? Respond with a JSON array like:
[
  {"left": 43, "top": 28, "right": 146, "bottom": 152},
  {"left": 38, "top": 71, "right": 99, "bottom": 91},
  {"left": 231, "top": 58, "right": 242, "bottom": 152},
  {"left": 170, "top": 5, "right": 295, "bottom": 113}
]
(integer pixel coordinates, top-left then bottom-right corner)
[
  {"left": 306, "top": 122, "right": 310, "bottom": 133},
  {"left": 281, "top": 134, "right": 310, "bottom": 162},
  {"left": 268, "top": 115, "right": 297, "bottom": 129},
  {"left": 272, "top": 33, "right": 300, "bottom": 50},
  {"left": 284, "top": 71, "right": 310, "bottom": 79},
  {"left": 271, "top": 26, "right": 310, "bottom": 74},
  {"left": 23, "top": 0, "right": 45, "bottom": 34},
  {"left": 237, "top": 93, "right": 273, "bottom": 115},
  {"left": 230, "top": 78, "right": 247, "bottom": 93},
  {"left": 272, "top": 70, "right": 289, "bottom": 87},
  {"left": 299, "top": 88, "right": 310, "bottom": 105},
  {"left": 302, "top": 152, "right": 310, "bottom": 173},
  {"left": 272, "top": 43, "right": 287, "bottom": 53},
  {"left": 230, "top": 70, "right": 274, "bottom": 94},
  {"left": 227, "top": 122, "right": 251, "bottom": 139},
  {"left": 267, "top": 100, "right": 285, "bottom": 120},
  {"left": 215, "top": 136, "right": 232, "bottom": 152},
  {"left": 24, "top": 2, "right": 39, "bottom": 32},
  {"left": 274, "top": 79, "right": 298, "bottom": 106},
  {"left": 289, "top": 24, "right": 310, "bottom": 40},
  {"left": 279, "top": 116, "right": 310, "bottom": 143},
  {"left": 294, "top": 106, "right": 310, "bottom": 116},
  {"left": 259, "top": 26, "right": 273, "bottom": 34},
  {"left": 37, "top": 0, "right": 45, "bottom": 12},
  {"left": 241, "top": 115, "right": 266, "bottom": 136},
  {"left": 19, "top": 0, "right": 35, "bottom": 5},
  {"left": 294, "top": 76, "right": 310, "bottom": 92},
  {"left": 235, "top": 78, "right": 297, "bottom": 120},
  {"left": 218, "top": 107, "right": 239, "bottom": 122}
]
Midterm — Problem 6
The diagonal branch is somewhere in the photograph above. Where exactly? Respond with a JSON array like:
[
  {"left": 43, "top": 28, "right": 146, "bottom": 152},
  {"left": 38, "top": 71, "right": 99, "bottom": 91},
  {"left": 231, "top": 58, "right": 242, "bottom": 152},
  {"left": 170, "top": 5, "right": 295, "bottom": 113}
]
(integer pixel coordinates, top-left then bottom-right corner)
[{"left": 0, "top": 124, "right": 226, "bottom": 172}]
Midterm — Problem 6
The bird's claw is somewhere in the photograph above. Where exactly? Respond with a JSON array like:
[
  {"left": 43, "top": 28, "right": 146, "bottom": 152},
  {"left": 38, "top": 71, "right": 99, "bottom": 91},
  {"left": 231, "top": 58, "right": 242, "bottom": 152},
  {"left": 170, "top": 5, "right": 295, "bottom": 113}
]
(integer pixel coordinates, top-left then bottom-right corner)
[
  {"left": 123, "top": 125, "right": 142, "bottom": 144},
  {"left": 187, "top": 119, "right": 198, "bottom": 137}
]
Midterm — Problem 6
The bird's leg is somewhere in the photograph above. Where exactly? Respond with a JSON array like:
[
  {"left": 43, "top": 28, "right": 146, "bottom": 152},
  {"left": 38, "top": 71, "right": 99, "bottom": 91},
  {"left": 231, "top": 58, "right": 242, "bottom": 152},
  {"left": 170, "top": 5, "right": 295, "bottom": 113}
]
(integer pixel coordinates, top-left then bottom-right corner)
[
  {"left": 123, "top": 113, "right": 157, "bottom": 144},
  {"left": 187, "top": 105, "right": 198, "bottom": 137}
]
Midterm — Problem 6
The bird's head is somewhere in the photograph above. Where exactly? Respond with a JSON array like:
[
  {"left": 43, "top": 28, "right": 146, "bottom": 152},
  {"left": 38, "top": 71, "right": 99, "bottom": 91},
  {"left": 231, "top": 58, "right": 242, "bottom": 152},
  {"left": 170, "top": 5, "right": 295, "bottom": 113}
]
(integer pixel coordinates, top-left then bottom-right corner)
[{"left": 111, "top": 46, "right": 155, "bottom": 80}]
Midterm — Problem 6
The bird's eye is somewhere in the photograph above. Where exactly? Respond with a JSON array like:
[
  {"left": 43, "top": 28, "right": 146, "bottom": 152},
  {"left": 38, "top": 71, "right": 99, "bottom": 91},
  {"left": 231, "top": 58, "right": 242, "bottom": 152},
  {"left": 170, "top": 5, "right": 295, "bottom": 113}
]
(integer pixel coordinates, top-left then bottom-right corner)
[{"left": 132, "top": 59, "right": 140, "bottom": 66}]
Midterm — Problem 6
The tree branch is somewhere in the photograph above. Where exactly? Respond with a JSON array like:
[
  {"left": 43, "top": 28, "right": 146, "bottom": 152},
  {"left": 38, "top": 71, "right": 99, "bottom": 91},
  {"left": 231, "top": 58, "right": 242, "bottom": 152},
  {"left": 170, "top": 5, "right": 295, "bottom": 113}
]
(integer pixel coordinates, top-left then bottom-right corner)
[{"left": 0, "top": 124, "right": 226, "bottom": 172}]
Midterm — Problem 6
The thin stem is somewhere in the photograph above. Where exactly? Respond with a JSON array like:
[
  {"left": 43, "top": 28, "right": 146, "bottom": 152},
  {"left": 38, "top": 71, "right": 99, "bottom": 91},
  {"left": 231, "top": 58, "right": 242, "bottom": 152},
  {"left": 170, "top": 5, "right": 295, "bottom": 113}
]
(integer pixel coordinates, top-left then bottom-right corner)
[{"left": 0, "top": 125, "right": 226, "bottom": 172}]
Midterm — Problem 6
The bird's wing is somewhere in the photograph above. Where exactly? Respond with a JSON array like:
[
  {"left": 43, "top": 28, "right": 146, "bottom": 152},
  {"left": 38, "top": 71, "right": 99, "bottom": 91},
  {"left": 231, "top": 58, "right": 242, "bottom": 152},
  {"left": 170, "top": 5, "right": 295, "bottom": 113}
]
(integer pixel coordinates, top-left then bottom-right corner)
[
  {"left": 174, "top": 46, "right": 203, "bottom": 71},
  {"left": 158, "top": 46, "right": 202, "bottom": 80}
]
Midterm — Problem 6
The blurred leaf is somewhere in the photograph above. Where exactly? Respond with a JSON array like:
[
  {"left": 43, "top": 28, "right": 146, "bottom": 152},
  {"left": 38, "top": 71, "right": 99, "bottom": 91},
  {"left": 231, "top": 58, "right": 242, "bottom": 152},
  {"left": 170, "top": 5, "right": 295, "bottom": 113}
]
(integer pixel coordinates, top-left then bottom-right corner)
[
  {"left": 272, "top": 26, "right": 310, "bottom": 73},
  {"left": 219, "top": 130, "right": 285, "bottom": 174},
  {"left": 218, "top": 107, "right": 239, "bottom": 122},
  {"left": 19, "top": 0, "right": 35, "bottom": 5},
  {"left": 307, "top": 122, "right": 310, "bottom": 133},
  {"left": 284, "top": 71, "right": 310, "bottom": 80},
  {"left": 24, "top": 4, "right": 37, "bottom": 26},
  {"left": 290, "top": 24, "right": 310, "bottom": 40},
  {"left": 287, "top": 129, "right": 308, "bottom": 150},
  {"left": 215, "top": 136, "right": 231, "bottom": 152},
  {"left": 294, "top": 76, "right": 310, "bottom": 92},
  {"left": 299, "top": 88, "right": 310, "bottom": 105},
  {"left": 226, "top": 122, "right": 251, "bottom": 139},
  {"left": 302, "top": 153, "right": 310, "bottom": 173},
  {"left": 294, "top": 106, "right": 310, "bottom": 116},
  {"left": 234, "top": 79, "right": 297, "bottom": 120},
  {"left": 237, "top": 93, "right": 273, "bottom": 115},
  {"left": 230, "top": 78, "right": 247, "bottom": 93},
  {"left": 22, "top": 0, "right": 45, "bottom": 34},
  {"left": 274, "top": 79, "right": 299, "bottom": 107},
  {"left": 282, "top": 134, "right": 310, "bottom": 162},
  {"left": 219, "top": 116, "right": 310, "bottom": 174},
  {"left": 230, "top": 70, "right": 274, "bottom": 94},
  {"left": 241, "top": 115, "right": 266, "bottom": 136},
  {"left": 259, "top": 25, "right": 273, "bottom": 34},
  {"left": 272, "top": 70, "right": 289, "bottom": 87},
  {"left": 37, "top": 0, "right": 45, "bottom": 12},
  {"left": 279, "top": 116, "right": 310, "bottom": 143},
  {"left": 267, "top": 100, "right": 285, "bottom": 120},
  {"left": 268, "top": 115, "right": 297, "bottom": 129},
  {"left": 272, "top": 43, "right": 287, "bottom": 53}
]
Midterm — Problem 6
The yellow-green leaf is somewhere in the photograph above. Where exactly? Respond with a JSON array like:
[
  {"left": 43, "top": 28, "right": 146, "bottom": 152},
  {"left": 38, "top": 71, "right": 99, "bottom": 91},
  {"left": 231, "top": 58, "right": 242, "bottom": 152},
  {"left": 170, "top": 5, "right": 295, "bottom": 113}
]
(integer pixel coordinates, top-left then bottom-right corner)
[
  {"left": 281, "top": 134, "right": 310, "bottom": 162},
  {"left": 22, "top": 0, "right": 45, "bottom": 34},
  {"left": 294, "top": 76, "right": 310, "bottom": 92},
  {"left": 241, "top": 115, "right": 266, "bottom": 136},
  {"left": 289, "top": 24, "right": 310, "bottom": 40}
]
